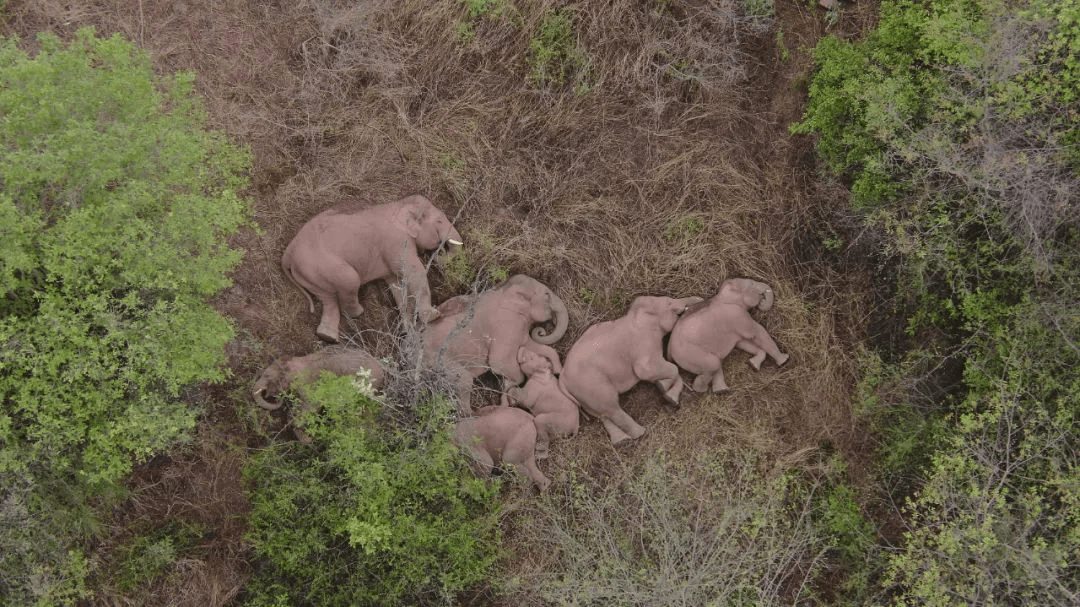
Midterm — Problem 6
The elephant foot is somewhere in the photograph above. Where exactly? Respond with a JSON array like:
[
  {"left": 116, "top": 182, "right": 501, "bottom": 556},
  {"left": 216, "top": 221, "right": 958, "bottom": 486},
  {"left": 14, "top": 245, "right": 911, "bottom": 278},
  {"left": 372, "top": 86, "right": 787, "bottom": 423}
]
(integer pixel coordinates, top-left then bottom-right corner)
[
  {"left": 535, "top": 442, "right": 550, "bottom": 460},
  {"left": 316, "top": 319, "right": 340, "bottom": 343},
  {"left": 775, "top": 352, "right": 790, "bottom": 367},
  {"left": 749, "top": 353, "right": 766, "bottom": 371},
  {"left": 711, "top": 381, "right": 730, "bottom": 393},
  {"left": 691, "top": 375, "right": 712, "bottom": 393},
  {"left": 342, "top": 302, "right": 365, "bottom": 318}
]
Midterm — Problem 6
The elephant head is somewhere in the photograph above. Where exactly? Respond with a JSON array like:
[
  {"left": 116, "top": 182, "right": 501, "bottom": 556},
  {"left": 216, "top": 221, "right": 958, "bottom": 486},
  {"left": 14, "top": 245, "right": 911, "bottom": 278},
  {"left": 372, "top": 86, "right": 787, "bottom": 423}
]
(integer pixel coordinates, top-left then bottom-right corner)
[
  {"left": 252, "top": 360, "right": 292, "bottom": 410},
  {"left": 631, "top": 295, "right": 706, "bottom": 333},
  {"left": 395, "top": 195, "right": 463, "bottom": 253},
  {"left": 717, "top": 278, "right": 773, "bottom": 311},
  {"left": 502, "top": 274, "right": 569, "bottom": 345}
]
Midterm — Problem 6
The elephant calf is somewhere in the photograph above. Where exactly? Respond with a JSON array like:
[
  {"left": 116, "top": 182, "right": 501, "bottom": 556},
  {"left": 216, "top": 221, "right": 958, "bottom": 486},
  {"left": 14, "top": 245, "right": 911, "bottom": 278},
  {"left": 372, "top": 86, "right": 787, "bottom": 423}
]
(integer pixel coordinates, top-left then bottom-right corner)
[
  {"left": 559, "top": 295, "right": 703, "bottom": 445},
  {"left": 453, "top": 406, "right": 551, "bottom": 491},
  {"left": 505, "top": 346, "right": 579, "bottom": 459},
  {"left": 668, "top": 278, "right": 788, "bottom": 393},
  {"left": 252, "top": 346, "right": 385, "bottom": 443}
]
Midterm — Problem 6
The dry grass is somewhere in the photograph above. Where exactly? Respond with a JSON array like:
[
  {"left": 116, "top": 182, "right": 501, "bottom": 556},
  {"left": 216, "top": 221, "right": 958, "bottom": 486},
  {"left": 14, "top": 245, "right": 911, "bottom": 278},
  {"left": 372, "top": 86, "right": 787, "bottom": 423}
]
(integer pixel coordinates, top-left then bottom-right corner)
[{"left": 2, "top": 0, "right": 880, "bottom": 604}]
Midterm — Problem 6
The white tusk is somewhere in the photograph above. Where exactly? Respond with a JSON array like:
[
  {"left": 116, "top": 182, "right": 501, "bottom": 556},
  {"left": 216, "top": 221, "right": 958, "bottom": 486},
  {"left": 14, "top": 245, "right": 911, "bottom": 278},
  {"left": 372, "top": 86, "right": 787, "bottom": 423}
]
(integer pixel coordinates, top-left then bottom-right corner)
[{"left": 447, "top": 239, "right": 463, "bottom": 246}]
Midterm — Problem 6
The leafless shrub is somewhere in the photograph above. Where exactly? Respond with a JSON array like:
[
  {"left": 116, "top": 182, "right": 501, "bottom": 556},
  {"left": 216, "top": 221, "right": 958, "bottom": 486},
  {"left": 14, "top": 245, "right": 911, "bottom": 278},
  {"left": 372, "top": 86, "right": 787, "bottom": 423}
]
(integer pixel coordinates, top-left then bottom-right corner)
[{"left": 503, "top": 449, "right": 827, "bottom": 606}]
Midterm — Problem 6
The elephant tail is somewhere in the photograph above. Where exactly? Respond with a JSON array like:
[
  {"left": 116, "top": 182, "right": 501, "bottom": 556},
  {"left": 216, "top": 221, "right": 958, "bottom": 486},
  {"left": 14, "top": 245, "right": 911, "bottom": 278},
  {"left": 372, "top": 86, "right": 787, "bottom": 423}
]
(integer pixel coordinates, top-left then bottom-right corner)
[
  {"left": 281, "top": 254, "right": 316, "bottom": 314},
  {"left": 556, "top": 373, "right": 586, "bottom": 413}
]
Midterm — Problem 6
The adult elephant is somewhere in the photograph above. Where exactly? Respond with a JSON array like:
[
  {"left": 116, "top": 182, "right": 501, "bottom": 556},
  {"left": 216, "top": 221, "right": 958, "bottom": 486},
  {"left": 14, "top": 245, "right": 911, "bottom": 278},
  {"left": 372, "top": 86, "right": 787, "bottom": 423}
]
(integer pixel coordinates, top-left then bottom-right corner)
[
  {"left": 668, "top": 278, "right": 788, "bottom": 393},
  {"left": 424, "top": 274, "right": 568, "bottom": 412},
  {"left": 282, "top": 194, "right": 463, "bottom": 343},
  {"left": 559, "top": 295, "right": 703, "bottom": 445}
]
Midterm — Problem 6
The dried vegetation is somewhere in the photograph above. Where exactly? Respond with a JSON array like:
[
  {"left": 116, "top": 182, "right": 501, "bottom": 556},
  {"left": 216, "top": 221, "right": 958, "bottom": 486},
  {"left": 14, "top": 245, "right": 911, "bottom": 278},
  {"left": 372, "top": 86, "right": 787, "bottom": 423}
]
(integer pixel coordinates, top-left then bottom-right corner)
[{"left": 2, "top": 0, "right": 876, "bottom": 603}]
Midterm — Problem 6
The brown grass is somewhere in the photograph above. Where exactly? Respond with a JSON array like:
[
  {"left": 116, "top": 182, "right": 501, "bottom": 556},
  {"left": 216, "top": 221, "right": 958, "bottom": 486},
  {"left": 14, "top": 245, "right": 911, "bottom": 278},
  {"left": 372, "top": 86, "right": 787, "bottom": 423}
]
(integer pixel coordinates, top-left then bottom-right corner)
[{"left": 2, "top": 0, "right": 882, "bottom": 604}]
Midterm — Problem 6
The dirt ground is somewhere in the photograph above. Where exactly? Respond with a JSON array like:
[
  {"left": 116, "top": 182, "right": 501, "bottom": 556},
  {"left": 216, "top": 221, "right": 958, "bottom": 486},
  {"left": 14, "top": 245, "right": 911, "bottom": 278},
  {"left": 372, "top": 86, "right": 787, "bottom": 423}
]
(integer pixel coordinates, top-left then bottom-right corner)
[{"left": 3, "top": 0, "right": 883, "bottom": 604}]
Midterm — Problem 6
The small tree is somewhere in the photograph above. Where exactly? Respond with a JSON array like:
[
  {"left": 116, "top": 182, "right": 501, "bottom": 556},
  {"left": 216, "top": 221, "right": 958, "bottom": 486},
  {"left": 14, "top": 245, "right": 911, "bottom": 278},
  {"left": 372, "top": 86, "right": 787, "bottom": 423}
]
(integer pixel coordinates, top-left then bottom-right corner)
[{"left": 0, "top": 28, "right": 250, "bottom": 604}]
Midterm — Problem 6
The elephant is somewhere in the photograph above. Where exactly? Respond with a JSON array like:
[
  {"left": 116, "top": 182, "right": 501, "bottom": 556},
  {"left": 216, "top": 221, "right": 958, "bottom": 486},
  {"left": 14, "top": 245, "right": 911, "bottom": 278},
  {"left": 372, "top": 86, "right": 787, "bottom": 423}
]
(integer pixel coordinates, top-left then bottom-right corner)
[
  {"left": 252, "top": 346, "right": 385, "bottom": 443},
  {"left": 453, "top": 406, "right": 551, "bottom": 491},
  {"left": 281, "top": 194, "right": 463, "bottom": 343},
  {"left": 668, "top": 278, "right": 789, "bottom": 393},
  {"left": 423, "top": 274, "right": 568, "bottom": 413},
  {"left": 559, "top": 295, "right": 703, "bottom": 445},
  {"left": 505, "top": 346, "right": 580, "bottom": 459}
]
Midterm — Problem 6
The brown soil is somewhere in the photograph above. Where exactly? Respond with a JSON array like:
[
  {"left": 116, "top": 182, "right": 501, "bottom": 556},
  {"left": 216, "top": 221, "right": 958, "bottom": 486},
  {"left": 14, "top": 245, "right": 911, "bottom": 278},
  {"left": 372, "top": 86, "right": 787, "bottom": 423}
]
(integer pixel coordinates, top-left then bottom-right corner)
[{"left": 3, "top": 0, "right": 883, "bottom": 604}]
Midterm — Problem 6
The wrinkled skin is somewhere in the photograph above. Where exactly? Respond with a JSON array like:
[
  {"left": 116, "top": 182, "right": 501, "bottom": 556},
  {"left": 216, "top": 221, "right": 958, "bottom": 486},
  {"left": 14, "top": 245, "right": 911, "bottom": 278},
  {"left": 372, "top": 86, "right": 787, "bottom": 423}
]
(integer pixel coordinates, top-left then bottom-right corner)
[
  {"left": 252, "top": 346, "right": 385, "bottom": 443},
  {"left": 424, "top": 274, "right": 568, "bottom": 414},
  {"left": 453, "top": 406, "right": 551, "bottom": 491},
  {"left": 505, "top": 346, "right": 579, "bottom": 459},
  {"left": 668, "top": 278, "right": 789, "bottom": 393},
  {"left": 281, "top": 194, "right": 463, "bottom": 342},
  {"left": 559, "top": 295, "right": 703, "bottom": 445}
]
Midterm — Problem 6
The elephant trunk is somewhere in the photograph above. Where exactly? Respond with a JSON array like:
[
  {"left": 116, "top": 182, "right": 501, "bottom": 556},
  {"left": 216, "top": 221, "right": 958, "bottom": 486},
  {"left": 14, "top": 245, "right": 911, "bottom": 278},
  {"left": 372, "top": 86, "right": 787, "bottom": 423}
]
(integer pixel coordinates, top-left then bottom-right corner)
[
  {"left": 253, "top": 384, "right": 281, "bottom": 410},
  {"left": 531, "top": 291, "right": 569, "bottom": 345},
  {"left": 755, "top": 281, "right": 774, "bottom": 311}
]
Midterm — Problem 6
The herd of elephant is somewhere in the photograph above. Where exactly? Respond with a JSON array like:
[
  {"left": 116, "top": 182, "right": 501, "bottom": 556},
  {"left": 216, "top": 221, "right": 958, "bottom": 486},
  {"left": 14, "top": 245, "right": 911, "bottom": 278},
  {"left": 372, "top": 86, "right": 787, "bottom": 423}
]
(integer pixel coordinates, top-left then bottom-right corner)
[{"left": 252, "top": 195, "right": 789, "bottom": 490}]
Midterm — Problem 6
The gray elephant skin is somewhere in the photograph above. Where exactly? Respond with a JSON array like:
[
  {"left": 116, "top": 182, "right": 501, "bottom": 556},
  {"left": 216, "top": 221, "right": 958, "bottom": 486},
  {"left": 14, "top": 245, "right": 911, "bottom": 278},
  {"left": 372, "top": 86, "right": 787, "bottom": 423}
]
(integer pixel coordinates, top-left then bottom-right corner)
[
  {"left": 282, "top": 194, "right": 463, "bottom": 343},
  {"left": 559, "top": 295, "right": 703, "bottom": 445},
  {"left": 453, "top": 406, "right": 551, "bottom": 491},
  {"left": 252, "top": 346, "right": 385, "bottom": 443},
  {"left": 505, "top": 346, "right": 579, "bottom": 459},
  {"left": 668, "top": 278, "right": 789, "bottom": 393},
  {"left": 424, "top": 274, "right": 568, "bottom": 413}
]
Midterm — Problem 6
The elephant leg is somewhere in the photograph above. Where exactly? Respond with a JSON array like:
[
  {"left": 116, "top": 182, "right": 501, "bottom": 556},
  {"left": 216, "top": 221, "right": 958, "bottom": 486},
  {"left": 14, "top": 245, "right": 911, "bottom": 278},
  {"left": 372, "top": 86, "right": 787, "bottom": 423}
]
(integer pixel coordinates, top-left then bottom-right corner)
[
  {"left": 514, "top": 457, "right": 551, "bottom": 491},
  {"left": 452, "top": 366, "right": 475, "bottom": 416},
  {"left": 747, "top": 323, "right": 789, "bottom": 367},
  {"left": 315, "top": 295, "right": 342, "bottom": 343},
  {"left": 503, "top": 426, "right": 551, "bottom": 490},
  {"left": 532, "top": 415, "right": 555, "bottom": 459},
  {"left": 633, "top": 356, "right": 684, "bottom": 405},
  {"left": 399, "top": 257, "right": 437, "bottom": 322},
  {"left": 490, "top": 342, "right": 526, "bottom": 387},
  {"left": 469, "top": 446, "right": 495, "bottom": 478},
  {"left": 736, "top": 339, "right": 767, "bottom": 370},
  {"left": 709, "top": 369, "right": 730, "bottom": 393}
]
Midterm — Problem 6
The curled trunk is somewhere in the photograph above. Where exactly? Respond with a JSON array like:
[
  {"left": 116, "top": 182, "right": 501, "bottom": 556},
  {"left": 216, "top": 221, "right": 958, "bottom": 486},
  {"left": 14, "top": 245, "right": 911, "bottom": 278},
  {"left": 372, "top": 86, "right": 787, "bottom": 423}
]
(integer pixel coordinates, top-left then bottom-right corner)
[{"left": 531, "top": 291, "right": 569, "bottom": 345}]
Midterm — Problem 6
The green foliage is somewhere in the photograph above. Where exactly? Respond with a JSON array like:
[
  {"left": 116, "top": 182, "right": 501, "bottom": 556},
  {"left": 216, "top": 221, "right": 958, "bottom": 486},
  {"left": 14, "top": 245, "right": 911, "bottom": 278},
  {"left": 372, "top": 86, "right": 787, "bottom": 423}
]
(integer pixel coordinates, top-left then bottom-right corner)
[
  {"left": 742, "top": 0, "right": 775, "bottom": 19},
  {"left": 243, "top": 372, "right": 501, "bottom": 607},
  {"left": 797, "top": 0, "right": 1080, "bottom": 603},
  {"left": 463, "top": 0, "right": 509, "bottom": 20},
  {"left": 527, "top": 8, "right": 589, "bottom": 88},
  {"left": 111, "top": 521, "right": 204, "bottom": 593},
  {"left": 508, "top": 450, "right": 828, "bottom": 605},
  {"left": 0, "top": 28, "right": 250, "bottom": 604}
]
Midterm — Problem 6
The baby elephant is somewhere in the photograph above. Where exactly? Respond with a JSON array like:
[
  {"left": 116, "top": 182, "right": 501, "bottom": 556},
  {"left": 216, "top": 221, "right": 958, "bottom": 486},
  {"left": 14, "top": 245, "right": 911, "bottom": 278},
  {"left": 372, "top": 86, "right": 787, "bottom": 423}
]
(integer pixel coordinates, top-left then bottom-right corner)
[
  {"left": 668, "top": 278, "right": 789, "bottom": 393},
  {"left": 252, "top": 346, "right": 385, "bottom": 410},
  {"left": 453, "top": 406, "right": 551, "bottom": 491},
  {"left": 505, "top": 346, "right": 579, "bottom": 459}
]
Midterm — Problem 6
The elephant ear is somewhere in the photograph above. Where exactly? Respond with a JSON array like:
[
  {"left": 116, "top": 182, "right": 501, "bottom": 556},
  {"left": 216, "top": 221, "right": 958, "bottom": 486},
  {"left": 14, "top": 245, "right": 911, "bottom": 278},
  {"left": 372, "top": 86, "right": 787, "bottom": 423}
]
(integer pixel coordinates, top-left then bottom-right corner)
[{"left": 393, "top": 201, "right": 424, "bottom": 239}]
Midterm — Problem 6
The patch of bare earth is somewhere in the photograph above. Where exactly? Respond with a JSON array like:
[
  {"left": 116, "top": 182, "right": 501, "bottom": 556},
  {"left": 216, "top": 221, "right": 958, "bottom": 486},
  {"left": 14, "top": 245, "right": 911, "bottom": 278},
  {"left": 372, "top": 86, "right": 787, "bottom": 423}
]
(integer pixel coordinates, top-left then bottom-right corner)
[{"left": 4, "top": 0, "right": 883, "bottom": 604}]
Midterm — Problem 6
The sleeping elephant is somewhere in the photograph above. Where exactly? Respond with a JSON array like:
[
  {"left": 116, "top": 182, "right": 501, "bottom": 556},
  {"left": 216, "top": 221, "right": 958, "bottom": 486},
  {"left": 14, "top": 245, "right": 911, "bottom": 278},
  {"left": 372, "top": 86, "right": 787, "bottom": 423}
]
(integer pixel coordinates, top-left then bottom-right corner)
[
  {"left": 453, "top": 406, "right": 551, "bottom": 491},
  {"left": 668, "top": 278, "right": 788, "bottom": 393},
  {"left": 559, "top": 295, "right": 703, "bottom": 445},
  {"left": 505, "top": 346, "right": 580, "bottom": 459},
  {"left": 424, "top": 274, "right": 568, "bottom": 413},
  {"left": 282, "top": 194, "right": 463, "bottom": 343},
  {"left": 252, "top": 346, "right": 385, "bottom": 443}
]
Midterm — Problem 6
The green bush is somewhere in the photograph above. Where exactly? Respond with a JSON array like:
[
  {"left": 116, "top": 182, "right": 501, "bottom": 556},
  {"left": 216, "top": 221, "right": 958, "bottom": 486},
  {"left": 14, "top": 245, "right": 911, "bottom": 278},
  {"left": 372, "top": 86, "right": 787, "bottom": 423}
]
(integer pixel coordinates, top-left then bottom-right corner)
[
  {"left": 0, "top": 28, "right": 250, "bottom": 604},
  {"left": 795, "top": 0, "right": 1080, "bottom": 603},
  {"left": 242, "top": 372, "right": 501, "bottom": 607}
]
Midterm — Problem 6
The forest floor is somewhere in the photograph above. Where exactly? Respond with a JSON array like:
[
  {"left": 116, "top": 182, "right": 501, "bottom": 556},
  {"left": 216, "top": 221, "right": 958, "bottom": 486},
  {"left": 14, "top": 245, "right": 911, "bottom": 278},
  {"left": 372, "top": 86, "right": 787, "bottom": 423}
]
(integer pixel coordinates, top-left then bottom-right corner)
[{"left": 4, "top": 1, "right": 885, "bottom": 604}]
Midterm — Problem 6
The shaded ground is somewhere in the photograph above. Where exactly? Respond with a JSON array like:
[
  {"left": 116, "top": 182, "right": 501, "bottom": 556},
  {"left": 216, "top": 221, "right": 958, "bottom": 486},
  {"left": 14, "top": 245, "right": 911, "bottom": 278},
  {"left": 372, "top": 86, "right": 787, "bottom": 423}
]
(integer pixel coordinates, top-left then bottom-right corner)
[{"left": 3, "top": 0, "right": 882, "bottom": 604}]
